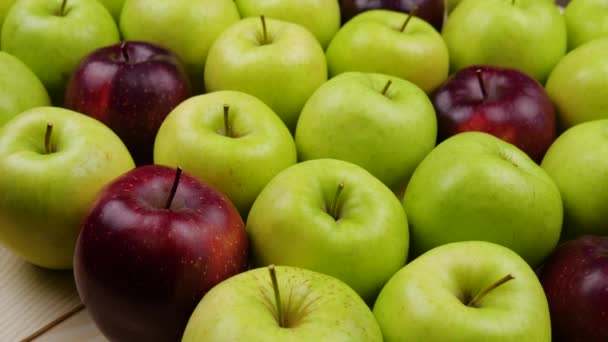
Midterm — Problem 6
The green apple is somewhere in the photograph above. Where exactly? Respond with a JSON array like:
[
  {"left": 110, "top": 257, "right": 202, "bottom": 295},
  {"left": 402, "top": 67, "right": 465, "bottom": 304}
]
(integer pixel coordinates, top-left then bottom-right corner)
[
  {"left": 154, "top": 90, "right": 297, "bottom": 218},
  {"left": 205, "top": 16, "right": 327, "bottom": 132},
  {"left": 442, "top": 0, "right": 567, "bottom": 83},
  {"left": 234, "top": 0, "right": 340, "bottom": 49},
  {"left": 541, "top": 119, "right": 608, "bottom": 239},
  {"left": 373, "top": 241, "right": 551, "bottom": 341},
  {"left": 564, "top": 0, "right": 608, "bottom": 50},
  {"left": 183, "top": 265, "right": 383, "bottom": 342},
  {"left": 0, "top": 51, "right": 50, "bottom": 126},
  {"left": 1, "top": 0, "right": 120, "bottom": 104},
  {"left": 246, "top": 159, "right": 409, "bottom": 302},
  {"left": 447, "top": 0, "right": 463, "bottom": 13},
  {"left": 403, "top": 132, "right": 563, "bottom": 267},
  {"left": 326, "top": 10, "right": 449, "bottom": 93},
  {"left": 120, "top": 0, "right": 240, "bottom": 93},
  {"left": 295, "top": 72, "right": 437, "bottom": 193},
  {"left": 98, "top": 0, "right": 124, "bottom": 22},
  {"left": 0, "top": 106, "right": 134, "bottom": 269},
  {"left": 0, "top": 0, "right": 16, "bottom": 30},
  {"left": 545, "top": 38, "right": 608, "bottom": 129}
]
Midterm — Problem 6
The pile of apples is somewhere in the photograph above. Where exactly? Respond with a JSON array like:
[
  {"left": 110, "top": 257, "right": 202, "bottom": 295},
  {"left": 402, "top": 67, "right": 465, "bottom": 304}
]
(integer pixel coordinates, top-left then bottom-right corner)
[{"left": 0, "top": 0, "right": 607, "bottom": 341}]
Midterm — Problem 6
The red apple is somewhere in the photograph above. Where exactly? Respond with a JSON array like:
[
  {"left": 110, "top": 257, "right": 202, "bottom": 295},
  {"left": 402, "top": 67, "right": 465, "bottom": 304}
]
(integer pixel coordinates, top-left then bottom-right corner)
[
  {"left": 73, "top": 165, "right": 248, "bottom": 342},
  {"left": 431, "top": 65, "right": 556, "bottom": 162},
  {"left": 64, "top": 41, "right": 192, "bottom": 166},
  {"left": 538, "top": 235, "right": 608, "bottom": 341},
  {"left": 339, "top": 0, "right": 445, "bottom": 31}
]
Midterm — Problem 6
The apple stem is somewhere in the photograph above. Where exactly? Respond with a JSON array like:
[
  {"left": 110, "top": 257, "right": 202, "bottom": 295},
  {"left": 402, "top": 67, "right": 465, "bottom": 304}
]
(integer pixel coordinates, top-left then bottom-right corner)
[
  {"left": 400, "top": 6, "right": 418, "bottom": 32},
  {"left": 261, "top": 15, "right": 268, "bottom": 45},
  {"left": 223, "top": 104, "right": 232, "bottom": 138},
  {"left": 329, "top": 182, "right": 345, "bottom": 220},
  {"left": 57, "top": 0, "right": 67, "bottom": 16},
  {"left": 44, "top": 123, "right": 53, "bottom": 154},
  {"left": 381, "top": 80, "right": 393, "bottom": 96},
  {"left": 268, "top": 265, "right": 286, "bottom": 328},
  {"left": 165, "top": 167, "right": 182, "bottom": 209},
  {"left": 467, "top": 274, "right": 514, "bottom": 307},
  {"left": 120, "top": 41, "right": 129, "bottom": 62},
  {"left": 475, "top": 68, "right": 487, "bottom": 100}
]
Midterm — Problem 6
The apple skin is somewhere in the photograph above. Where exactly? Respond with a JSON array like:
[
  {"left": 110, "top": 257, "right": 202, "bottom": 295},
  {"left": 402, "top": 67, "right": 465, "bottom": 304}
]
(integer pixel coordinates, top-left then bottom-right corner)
[
  {"left": 540, "top": 119, "right": 608, "bottom": 239},
  {"left": 183, "top": 265, "right": 383, "bottom": 342},
  {"left": 431, "top": 65, "right": 557, "bottom": 162},
  {"left": 373, "top": 241, "right": 552, "bottom": 341},
  {"left": 246, "top": 158, "right": 409, "bottom": 303},
  {"left": 234, "top": 0, "right": 340, "bottom": 49},
  {"left": 0, "top": 51, "right": 50, "bottom": 126},
  {"left": 545, "top": 38, "right": 608, "bottom": 129},
  {"left": 0, "top": 0, "right": 16, "bottom": 29},
  {"left": 326, "top": 10, "right": 449, "bottom": 93},
  {"left": 442, "top": 0, "right": 567, "bottom": 83},
  {"left": 98, "top": 0, "right": 124, "bottom": 22},
  {"left": 564, "top": 0, "right": 608, "bottom": 50},
  {"left": 295, "top": 72, "right": 437, "bottom": 193},
  {"left": 403, "top": 132, "right": 563, "bottom": 267},
  {"left": 339, "top": 0, "right": 445, "bottom": 31},
  {"left": 64, "top": 41, "right": 192, "bottom": 166},
  {"left": 154, "top": 90, "right": 297, "bottom": 218},
  {"left": 120, "top": 0, "right": 240, "bottom": 93},
  {"left": 205, "top": 17, "right": 327, "bottom": 132},
  {"left": 0, "top": 106, "right": 135, "bottom": 269},
  {"left": 1, "top": 0, "right": 120, "bottom": 104},
  {"left": 74, "top": 165, "right": 248, "bottom": 342},
  {"left": 538, "top": 235, "right": 608, "bottom": 342}
]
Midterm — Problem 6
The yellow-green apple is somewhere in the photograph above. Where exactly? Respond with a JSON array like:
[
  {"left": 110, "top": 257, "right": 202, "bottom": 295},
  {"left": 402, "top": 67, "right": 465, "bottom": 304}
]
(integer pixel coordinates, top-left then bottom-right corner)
[
  {"left": 246, "top": 159, "right": 409, "bottom": 303},
  {"left": 540, "top": 119, "right": 608, "bottom": 239},
  {"left": 74, "top": 165, "right": 248, "bottom": 342},
  {"left": 120, "top": 0, "right": 240, "bottom": 93},
  {"left": 442, "top": 0, "right": 567, "bottom": 83},
  {"left": 204, "top": 17, "right": 327, "bottom": 132},
  {"left": 1, "top": 0, "right": 120, "bottom": 104},
  {"left": 234, "top": 0, "right": 340, "bottom": 49},
  {"left": 339, "top": 0, "right": 445, "bottom": 31},
  {"left": 545, "top": 38, "right": 608, "bottom": 129},
  {"left": 0, "top": 106, "right": 134, "bottom": 269},
  {"left": 0, "top": 0, "right": 16, "bottom": 30},
  {"left": 0, "top": 51, "right": 50, "bottom": 126},
  {"left": 295, "top": 72, "right": 437, "bottom": 193},
  {"left": 373, "top": 241, "right": 552, "bottom": 341},
  {"left": 403, "top": 132, "right": 563, "bottom": 267},
  {"left": 183, "top": 265, "right": 383, "bottom": 342},
  {"left": 564, "top": 0, "right": 608, "bottom": 50},
  {"left": 326, "top": 10, "right": 449, "bottom": 93},
  {"left": 98, "top": 0, "right": 124, "bottom": 22},
  {"left": 154, "top": 90, "right": 297, "bottom": 218}
]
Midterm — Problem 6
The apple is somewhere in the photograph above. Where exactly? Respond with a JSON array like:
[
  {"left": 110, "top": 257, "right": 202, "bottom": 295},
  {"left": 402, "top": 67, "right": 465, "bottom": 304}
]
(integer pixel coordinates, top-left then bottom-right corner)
[
  {"left": 64, "top": 41, "right": 192, "bottom": 166},
  {"left": 0, "top": 51, "right": 50, "bottom": 126},
  {"left": 373, "top": 241, "right": 552, "bottom": 341},
  {"left": 540, "top": 119, "right": 608, "bottom": 239},
  {"left": 1, "top": 0, "right": 120, "bottom": 104},
  {"left": 98, "top": 0, "right": 124, "bottom": 22},
  {"left": 447, "top": 0, "right": 462, "bottom": 13},
  {"left": 154, "top": 90, "right": 297, "bottom": 218},
  {"left": 538, "top": 235, "right": 608, "bottom": 341},
  {"left": 0, "top": 106, "right": 134, "bottom": 269},
  {"left": 182, "top": 265, "right": 383, "bottom": 341},
  {"left": 204, "top": 16, "right": 327, "bottom": 132},
  {"left": 234, "top": 0, "right": 340, "bottom": 49},
  {"left": 442, "top": 0, "right": 567, "bottom": 83},
  {"left": 431, "top": 65, "right": 557, "bottom": 162},
  {"left": 295, "top": 72, "right": 437, "bottom": 193},
  {"left": 326, "top": 10, "right": 449, "bottom": 93},
  {"left": 339, "top": 0, "right": 445, "bottom": 31},
  {"left": 246, "top": 158, "right": 409, "bottom": 303},
  {"left": 545, "top": 38, "right": 608, "bottom": 129},
  {"left": 403, "top": 132, "right": 563, "bottom": 267},
  {"left": 74, "top": 165, "right": 248, "bottom": 342},
  {"left": 0, "top": 0, "right": 16, "bottom": 30},
  {"left": 564, "top": 0, "right": 608, "bottom": 50},
  {"left": 120, "top": 0, "right": 240, "bottom": 92}
]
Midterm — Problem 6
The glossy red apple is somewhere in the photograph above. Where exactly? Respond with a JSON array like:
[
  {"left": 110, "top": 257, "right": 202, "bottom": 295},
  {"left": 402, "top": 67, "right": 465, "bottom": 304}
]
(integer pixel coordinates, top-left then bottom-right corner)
[
  {"left": 431, "top": 65, "right": 556, "bottom": 162},
  {"left": 339, "top": 0, "right": 445, "bottom": 31},
  {"left": 64, "top": 41, "right": 192, "bottom": 166},
  {"left": 538, "top": 235, "right": 608, "bottom": 341},
  {"left": 73, "top": 165, "right": 248, "bottom": 342}
]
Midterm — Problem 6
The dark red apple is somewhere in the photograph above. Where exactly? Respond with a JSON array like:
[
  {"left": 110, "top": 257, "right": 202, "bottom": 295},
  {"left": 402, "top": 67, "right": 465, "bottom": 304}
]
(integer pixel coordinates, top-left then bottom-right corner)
[
  {"left": 73, "top": 165, "right": 248, "bottom": 342},
  {"left": 431, "top": 65, "right": 556, "bottom": 162},
  {"left": 339, "top": 0, "right": 445, "bottom": 31},
  {"left": 538, "top": 235, "right": 608, "bottom": 342},
  {"left": 64, "top": 41, "right": 192, "bottom": 166}
]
